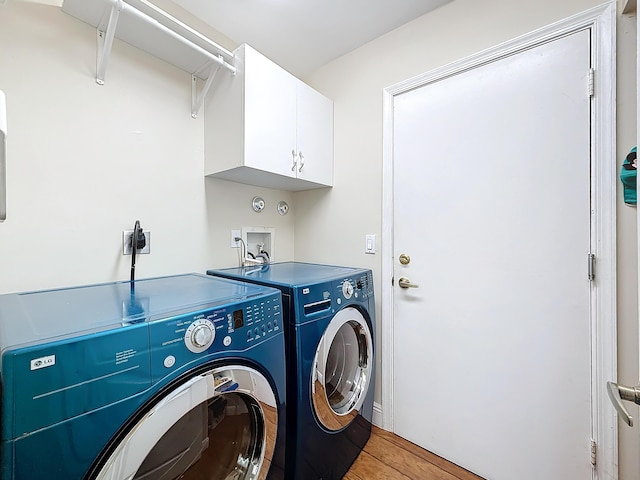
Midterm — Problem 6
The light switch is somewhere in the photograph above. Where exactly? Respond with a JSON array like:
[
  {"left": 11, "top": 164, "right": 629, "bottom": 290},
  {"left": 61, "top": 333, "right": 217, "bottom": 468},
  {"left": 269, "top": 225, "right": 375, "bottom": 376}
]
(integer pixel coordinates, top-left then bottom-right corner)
[{"left": 365, "top": 234, "right": 376, "bottom": 254}]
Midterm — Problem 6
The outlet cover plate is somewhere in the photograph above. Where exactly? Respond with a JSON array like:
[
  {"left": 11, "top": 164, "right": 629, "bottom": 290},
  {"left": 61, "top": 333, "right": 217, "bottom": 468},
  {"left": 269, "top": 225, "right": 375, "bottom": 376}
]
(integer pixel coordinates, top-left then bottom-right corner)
[
  {"left": 123, "top": 231, "right": 151, "bottom": 255},
  {"left": 231, "top": 229, "right": 241, "bottom": 248}
]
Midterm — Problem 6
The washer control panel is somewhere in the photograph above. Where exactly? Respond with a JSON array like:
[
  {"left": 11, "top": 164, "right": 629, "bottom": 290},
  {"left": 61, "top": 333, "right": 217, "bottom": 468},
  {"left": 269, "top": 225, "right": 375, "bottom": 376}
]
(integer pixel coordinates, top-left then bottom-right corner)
[{"left": 149, "top": 291, "right": 282, "bottom": 380}]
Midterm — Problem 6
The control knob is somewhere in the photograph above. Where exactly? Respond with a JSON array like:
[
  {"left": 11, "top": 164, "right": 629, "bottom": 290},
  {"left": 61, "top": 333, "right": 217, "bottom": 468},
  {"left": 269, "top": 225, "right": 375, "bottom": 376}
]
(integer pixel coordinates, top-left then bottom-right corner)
[
  {"left": 342, "top": 281, "right": 354, "bottom": 299},
  {"left": 192, "top": 325, "right": 213, "bottom": 347},
  {"left": 185, "top": 319, "right": 215, "bottom": 353}
]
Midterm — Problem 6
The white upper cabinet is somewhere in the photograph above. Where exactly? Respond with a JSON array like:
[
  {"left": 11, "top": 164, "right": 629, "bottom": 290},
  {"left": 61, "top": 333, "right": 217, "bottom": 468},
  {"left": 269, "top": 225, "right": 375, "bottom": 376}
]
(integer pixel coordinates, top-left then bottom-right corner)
[
  {"left": 204, "top": 44, "right": 333, "bottom": 191},
  {"left": 243, "top": 46, "right": 298, "bottom": 181},
  {"left": 296, "top": 81, "right": 334, "bottom": 187}
]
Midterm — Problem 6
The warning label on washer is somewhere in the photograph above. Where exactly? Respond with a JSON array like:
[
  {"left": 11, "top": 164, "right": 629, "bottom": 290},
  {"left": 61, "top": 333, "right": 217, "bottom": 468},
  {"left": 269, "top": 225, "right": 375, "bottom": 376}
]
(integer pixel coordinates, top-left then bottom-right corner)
[{"left": 115, "top": 349, "right": 136, "bottom": 365}]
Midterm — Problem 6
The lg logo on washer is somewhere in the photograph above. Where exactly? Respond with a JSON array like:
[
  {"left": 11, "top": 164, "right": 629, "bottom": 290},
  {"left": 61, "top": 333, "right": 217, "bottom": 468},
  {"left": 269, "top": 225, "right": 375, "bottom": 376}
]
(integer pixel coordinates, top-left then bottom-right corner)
[{"left": 30, "top": 354, "right": 55, "bottom": 370}]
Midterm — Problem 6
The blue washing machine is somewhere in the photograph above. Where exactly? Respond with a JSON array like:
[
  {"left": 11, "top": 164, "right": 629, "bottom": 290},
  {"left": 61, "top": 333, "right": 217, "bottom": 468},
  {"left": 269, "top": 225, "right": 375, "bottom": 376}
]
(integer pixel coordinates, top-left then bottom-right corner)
[
  {"left": 207, "top": 262, "right": 375, "bottom": 480},
  {"left": 0, "top": 273, "right": 286, "bottom": 480}
]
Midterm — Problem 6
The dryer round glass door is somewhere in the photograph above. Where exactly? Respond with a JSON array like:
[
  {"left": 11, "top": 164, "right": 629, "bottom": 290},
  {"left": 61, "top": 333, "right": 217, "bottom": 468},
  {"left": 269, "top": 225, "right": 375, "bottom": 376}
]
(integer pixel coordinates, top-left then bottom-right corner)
[
  {"left": 93, "top": 365, "right": 278, "bottom": 480},
  {"left": 311, "top": 307, "right": 373, "bottom": 431}
]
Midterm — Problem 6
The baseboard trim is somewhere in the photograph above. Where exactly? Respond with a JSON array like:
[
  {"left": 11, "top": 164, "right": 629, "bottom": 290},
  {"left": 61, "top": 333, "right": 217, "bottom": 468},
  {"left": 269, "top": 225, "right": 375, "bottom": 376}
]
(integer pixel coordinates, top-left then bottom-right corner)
[{"left": 372, "top": 401, "right": 383, "bottom": 428}]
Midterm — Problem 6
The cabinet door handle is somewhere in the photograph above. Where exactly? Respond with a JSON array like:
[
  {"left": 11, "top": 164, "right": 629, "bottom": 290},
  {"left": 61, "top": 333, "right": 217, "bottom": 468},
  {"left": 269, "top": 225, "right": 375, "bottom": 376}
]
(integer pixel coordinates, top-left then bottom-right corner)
[
  {"left": 298, "top": 151, "right": 305, "bottom": 172},
  {"left": 291, "top": 149, "right": 298, "bottom": 172}
]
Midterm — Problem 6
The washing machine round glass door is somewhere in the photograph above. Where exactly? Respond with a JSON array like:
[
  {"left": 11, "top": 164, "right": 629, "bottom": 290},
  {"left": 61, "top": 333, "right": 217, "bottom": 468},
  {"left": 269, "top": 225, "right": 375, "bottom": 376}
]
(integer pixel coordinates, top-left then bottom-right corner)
[
  {"left": 311, "top": 307, "right": 373, "bottom": 431},
  {"left": 93, "top": 365, "right": 278, "bottom": 480}
]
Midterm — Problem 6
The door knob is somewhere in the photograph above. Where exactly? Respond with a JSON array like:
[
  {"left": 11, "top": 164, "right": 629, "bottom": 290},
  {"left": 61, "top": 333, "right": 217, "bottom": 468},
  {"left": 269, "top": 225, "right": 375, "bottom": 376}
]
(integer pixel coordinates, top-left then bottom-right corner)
[
  {"left": 606, "top": 381, "right": 640, "bottom": 427},
  {"left": 398, "top": 277, "right": 419, "bottom": 289},
  {"left": 399, "top": 254, "right": 410, "bottom": 265}
]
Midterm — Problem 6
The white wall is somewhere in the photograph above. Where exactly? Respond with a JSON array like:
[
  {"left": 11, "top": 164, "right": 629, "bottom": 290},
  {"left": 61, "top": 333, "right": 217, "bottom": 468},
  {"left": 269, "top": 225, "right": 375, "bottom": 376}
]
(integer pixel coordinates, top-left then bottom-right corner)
[
  {"left": 0, "top": 2, "right": 295, "bottom": 294},
  {"left": 299, "top": 0, "right": 639, "bottom": 478}
]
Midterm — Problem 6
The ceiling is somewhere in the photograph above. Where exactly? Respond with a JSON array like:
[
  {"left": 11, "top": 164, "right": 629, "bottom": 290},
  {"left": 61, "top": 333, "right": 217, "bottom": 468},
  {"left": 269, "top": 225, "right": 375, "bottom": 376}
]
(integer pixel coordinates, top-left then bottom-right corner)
[{"left": 171, "top": 0, "right": 452, "bottom": 77}]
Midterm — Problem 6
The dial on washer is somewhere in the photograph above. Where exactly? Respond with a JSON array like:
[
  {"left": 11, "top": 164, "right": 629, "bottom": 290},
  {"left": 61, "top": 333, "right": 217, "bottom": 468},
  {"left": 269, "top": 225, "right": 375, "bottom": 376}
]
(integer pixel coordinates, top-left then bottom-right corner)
[
  {"left": 342, "top": 281, "right": 354, "bottom": 299},
  {"left": 184, "top": 319, "right": 216, "bottom": 353}
]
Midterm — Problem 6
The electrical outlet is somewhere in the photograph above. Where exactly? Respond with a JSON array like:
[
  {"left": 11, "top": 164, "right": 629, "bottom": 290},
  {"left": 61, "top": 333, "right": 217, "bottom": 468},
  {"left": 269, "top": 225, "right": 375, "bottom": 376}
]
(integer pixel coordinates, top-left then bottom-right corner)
[
  {"left": 231, "top": 229, "right": 241, "bottom": 248},
  {"left": 123, "top": 231, "right": 151, "bottom": 255}
]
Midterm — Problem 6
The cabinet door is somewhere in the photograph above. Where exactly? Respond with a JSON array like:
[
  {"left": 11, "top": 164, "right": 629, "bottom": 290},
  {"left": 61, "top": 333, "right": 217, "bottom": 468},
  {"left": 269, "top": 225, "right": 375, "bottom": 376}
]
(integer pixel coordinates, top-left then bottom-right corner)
[
  {"left": 244, "top": 46, "right": 297, "bottom": 179},
  {"left": 296, "top": 81, "right": 333, "bottom": 186}
]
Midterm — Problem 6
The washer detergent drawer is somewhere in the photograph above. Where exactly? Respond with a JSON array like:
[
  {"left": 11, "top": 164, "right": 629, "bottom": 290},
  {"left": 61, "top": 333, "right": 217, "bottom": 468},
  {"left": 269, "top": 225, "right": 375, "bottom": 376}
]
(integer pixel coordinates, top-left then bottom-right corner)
[{"left": 1, "top": 325, "right": 151, "bottom": 440}]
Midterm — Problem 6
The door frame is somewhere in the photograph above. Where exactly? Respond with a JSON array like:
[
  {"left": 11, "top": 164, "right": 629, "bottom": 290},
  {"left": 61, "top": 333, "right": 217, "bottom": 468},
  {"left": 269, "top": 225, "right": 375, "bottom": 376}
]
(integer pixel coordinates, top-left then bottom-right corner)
[{"left": 380, "top": 3, "right": 617, "bottom": 478}]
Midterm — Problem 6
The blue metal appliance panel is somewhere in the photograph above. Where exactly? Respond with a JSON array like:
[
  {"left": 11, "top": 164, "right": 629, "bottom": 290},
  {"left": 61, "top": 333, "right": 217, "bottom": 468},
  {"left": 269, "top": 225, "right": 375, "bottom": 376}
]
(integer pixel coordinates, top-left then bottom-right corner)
[
  {"left": 3, "top": 328, "right": 286, "bottom": 480},
  {"left": 3, "top": 323, "right": 150, "bottom": 440},
  {"left": 207, "top": 262, "right": 361, "bottom": 289},
  {"left": 0, "top": 273, "right": 268, "bottom": 352},
  {"left": 207, "top": 262, "right": 376, "bottom": 480},
  {"left": 0, "top": 274, "right": 287, "bottom": 480}
]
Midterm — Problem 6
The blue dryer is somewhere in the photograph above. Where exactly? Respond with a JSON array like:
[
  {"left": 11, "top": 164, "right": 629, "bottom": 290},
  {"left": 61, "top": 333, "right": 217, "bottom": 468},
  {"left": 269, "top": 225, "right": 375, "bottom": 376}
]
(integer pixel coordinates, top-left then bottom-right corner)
[
  {"left": 207, "top": 262, "right": 375, "bottom": 480},
  {"left": 0, "top": 273, "right": 286, "bottom": 480}
]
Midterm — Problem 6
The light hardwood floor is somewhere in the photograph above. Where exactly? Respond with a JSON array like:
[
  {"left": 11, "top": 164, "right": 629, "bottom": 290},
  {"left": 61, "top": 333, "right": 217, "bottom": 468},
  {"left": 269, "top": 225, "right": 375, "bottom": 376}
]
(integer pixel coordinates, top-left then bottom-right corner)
[{"left": 344, "top": 426, "right": 485, "bottom": 480}]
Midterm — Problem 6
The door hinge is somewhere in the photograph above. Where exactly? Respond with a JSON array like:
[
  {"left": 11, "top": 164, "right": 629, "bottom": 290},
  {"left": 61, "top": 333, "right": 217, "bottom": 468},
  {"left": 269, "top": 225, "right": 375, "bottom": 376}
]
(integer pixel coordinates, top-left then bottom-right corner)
[
  {"left": 588, "top": 68, "right": 595, "bottom": 98},
  {"left": 587, "top": 253, "right": 596, "bottom": 281},
  {"left": 590, "top": 439, "right": 597, "bottom": 467}
]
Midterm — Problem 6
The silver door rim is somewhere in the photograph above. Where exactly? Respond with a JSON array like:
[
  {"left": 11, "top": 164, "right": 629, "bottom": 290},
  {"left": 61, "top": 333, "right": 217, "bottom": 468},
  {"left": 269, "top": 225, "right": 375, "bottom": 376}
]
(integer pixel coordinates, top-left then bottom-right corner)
[
  {"left": 94, "top": 365, "right": 278, "bottom": 480},
  {"left": 311, "top": 307, "right": 373, "bottom": 431}
]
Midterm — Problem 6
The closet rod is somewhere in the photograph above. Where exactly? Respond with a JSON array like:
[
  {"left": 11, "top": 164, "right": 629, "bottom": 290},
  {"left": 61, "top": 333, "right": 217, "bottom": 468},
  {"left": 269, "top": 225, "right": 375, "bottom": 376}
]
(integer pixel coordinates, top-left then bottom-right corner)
[
  {"left": 126, "top": 0, "right": 234, "bottom": 58},
  {"left": 106, "top": 0, "right": 236, "bottom": 75}
]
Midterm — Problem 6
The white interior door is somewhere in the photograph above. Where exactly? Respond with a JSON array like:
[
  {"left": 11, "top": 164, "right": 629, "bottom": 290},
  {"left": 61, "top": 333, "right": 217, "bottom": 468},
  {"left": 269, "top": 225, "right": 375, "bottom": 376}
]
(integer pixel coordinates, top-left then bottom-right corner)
[{"left": 392, "top": 29, "right": 593, "bottom": 480}]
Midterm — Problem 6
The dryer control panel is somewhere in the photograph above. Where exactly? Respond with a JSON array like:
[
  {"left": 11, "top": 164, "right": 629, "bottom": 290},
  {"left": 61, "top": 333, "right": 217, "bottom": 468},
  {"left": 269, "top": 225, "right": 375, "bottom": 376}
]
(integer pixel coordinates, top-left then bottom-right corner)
[
  {"left": 337, "top": 272, "right": 374, "bottom": 302},
  {"left": 297, "top": 271, "right": 375, "bottom": 324},
  {"left": 149, "top": 290, "right": 282, "bottom": 381}
]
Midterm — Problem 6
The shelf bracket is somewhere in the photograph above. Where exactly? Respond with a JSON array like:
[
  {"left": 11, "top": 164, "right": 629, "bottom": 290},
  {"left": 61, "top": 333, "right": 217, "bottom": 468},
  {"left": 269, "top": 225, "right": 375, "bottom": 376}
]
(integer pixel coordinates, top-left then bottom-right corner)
[
  {"left": 96, "top": 0, "right": 124, "bottom": 85},
  {"left": 191, "top": 62, "right": 222, "bottom": 119}
]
